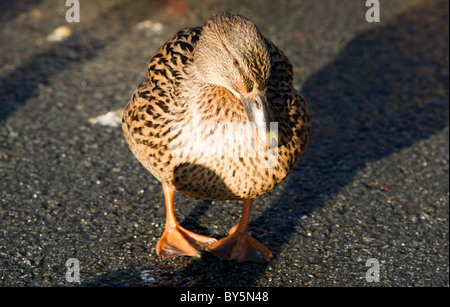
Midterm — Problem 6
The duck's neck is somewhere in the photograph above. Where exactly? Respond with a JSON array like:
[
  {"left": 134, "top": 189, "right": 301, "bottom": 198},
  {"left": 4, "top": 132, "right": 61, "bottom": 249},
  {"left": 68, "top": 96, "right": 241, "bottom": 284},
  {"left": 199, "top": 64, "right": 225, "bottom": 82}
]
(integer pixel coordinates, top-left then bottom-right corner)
[
  {"left": 178, "top": 62, "right": 249, "bottom": 124},
  {"left": 178, "top": 64, "right": 206, "bottom": 107},
  {"left": 182, "top": 62, "right": 241, "bottom": 103}
]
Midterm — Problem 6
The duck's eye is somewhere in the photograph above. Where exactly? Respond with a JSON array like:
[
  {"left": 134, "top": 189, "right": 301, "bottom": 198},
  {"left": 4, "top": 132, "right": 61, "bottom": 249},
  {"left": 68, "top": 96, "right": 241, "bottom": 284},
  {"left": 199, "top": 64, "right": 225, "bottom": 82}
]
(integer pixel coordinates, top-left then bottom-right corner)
[{"left": 233, "top": 58, "right": 240, "bottom": 67}]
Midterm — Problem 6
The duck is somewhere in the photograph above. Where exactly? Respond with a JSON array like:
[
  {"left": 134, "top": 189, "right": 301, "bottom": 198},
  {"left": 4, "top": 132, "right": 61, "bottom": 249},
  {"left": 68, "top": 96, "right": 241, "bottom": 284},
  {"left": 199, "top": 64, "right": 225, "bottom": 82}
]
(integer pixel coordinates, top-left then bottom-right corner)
[{"left": 122, "top": 12, "right": 310, "bottom": 263}]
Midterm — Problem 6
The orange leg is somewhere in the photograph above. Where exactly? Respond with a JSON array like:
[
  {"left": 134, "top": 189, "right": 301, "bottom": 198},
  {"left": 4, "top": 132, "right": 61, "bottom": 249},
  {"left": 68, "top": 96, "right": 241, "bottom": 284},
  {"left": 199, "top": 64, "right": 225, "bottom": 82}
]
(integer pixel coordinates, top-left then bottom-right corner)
[
  {"left": 156, "top": 183, "right": 217, "bottom": 258},
  {"left": 206, "top": 199, "right": 273, "bottom": 263}
]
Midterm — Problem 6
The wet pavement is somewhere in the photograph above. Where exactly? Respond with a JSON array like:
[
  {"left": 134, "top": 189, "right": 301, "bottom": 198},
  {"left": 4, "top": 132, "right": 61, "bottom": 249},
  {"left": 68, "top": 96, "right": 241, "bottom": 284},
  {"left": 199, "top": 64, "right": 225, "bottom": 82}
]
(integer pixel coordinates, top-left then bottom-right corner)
[{"left": 0, "top": 0, "right": 448, "bottom": 286}]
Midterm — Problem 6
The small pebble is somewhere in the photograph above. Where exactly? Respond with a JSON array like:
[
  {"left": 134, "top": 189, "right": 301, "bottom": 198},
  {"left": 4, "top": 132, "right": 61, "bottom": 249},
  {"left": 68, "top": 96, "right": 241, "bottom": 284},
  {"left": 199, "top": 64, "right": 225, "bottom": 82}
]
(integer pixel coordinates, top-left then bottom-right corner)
[{"left": 47, "top": 26, "right": 72, "bottom": 42}]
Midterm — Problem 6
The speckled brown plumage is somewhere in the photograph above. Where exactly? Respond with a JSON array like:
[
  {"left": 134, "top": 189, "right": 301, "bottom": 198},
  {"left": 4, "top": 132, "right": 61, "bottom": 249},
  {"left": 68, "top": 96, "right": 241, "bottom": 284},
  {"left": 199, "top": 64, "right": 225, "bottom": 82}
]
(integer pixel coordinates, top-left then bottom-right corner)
[{"left": 122, "top": 12, "right": 310, "bottom": 262}]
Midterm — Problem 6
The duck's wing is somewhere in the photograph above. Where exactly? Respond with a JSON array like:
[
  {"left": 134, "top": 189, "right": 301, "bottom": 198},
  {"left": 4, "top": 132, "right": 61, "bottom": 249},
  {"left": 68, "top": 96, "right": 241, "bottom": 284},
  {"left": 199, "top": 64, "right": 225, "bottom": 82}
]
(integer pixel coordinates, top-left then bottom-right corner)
[
  {"left": 264, "top": 38, "right": 311, "bottom": 166},
  {"left": 122, "top": 27, "right": 202, "bottom": 181},
  {"left": 123, "top": 26, "right": 202, "bottom": 126},
  {"left": 264, "top": 38, "right": 294, "bottom": 94}
]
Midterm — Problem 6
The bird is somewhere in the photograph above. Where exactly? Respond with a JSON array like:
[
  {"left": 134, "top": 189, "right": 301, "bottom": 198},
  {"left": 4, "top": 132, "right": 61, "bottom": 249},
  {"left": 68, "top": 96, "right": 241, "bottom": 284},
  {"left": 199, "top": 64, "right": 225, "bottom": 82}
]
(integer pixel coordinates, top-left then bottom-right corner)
[{"left": 122, "top": 12, "right": 310, "bottom": 263}]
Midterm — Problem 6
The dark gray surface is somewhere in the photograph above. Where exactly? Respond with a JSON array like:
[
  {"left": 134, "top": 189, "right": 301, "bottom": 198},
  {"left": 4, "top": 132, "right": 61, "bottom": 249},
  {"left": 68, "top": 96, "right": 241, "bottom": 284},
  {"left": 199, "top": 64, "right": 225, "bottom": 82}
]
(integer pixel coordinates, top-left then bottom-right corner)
[{"left": 0, "top": 0, "right": 448, "bottom": 286}]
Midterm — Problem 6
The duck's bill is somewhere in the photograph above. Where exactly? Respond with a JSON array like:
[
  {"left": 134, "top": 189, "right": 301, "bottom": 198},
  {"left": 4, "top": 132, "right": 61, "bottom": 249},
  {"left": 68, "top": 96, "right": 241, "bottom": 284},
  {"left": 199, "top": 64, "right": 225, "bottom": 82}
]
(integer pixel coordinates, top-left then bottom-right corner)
[{"left": 241, "top": 93, "right": 278, "bottom": 149}]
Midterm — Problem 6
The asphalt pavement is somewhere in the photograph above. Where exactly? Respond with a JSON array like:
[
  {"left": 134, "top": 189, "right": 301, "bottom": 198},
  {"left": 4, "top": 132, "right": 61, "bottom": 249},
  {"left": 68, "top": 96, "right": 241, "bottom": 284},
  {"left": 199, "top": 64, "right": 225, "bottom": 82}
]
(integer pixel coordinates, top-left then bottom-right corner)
[{"left": 0, "top": 0, "right": 448, "bottom": 287}]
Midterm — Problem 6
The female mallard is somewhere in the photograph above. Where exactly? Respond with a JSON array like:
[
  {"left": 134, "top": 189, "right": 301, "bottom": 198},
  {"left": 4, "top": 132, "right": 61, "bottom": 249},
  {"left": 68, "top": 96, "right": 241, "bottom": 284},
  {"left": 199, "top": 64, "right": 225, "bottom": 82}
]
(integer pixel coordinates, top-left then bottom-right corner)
[{"left": 122, "top": 12, "right": 310, "bottom": 263}]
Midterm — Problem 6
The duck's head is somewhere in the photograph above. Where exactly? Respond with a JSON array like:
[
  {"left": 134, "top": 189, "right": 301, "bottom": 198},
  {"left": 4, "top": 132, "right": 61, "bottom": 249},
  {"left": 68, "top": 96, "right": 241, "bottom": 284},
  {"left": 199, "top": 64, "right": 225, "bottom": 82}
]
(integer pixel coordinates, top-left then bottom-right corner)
[{"left": 194, "top": 12, "right": 275, "bottom": 149}]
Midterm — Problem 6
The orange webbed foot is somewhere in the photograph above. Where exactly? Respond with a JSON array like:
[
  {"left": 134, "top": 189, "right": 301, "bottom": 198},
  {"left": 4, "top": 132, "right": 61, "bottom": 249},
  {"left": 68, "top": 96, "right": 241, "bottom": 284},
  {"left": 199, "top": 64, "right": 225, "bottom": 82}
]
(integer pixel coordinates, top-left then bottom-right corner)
[
  {"left": 206, "top": 228, "right": 273, "bottom": 263},
  {"left": 156, "top": 225, "right": 217, "bottom": 258},
  {"left": 157, "top": 183, "right": 217, "bottom": 258},
  {"left": 206, "top": 199, "right": 273, "bottom": 263}
]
